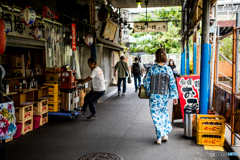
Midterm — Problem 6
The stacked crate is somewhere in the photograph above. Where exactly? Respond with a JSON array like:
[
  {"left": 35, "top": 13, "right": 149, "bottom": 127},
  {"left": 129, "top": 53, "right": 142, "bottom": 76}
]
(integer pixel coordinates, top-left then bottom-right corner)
[
  {"left": 45, "top": 67, "right": 61, "bottom": 112},
  {"left": 196, "top": 115, "right": 225, "bottom": 146},
  {"left": 33, "top": 100, "right": 49, "bottom": 126},
  {"left": 15, "top": 104, "right": 33, "bottom": 135}
]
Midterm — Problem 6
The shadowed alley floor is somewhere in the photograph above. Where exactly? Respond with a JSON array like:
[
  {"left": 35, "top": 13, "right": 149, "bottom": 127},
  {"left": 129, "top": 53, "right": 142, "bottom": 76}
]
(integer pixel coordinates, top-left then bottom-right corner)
[{"left": 4, "top": 83, "right": 229, "bottom": 160}]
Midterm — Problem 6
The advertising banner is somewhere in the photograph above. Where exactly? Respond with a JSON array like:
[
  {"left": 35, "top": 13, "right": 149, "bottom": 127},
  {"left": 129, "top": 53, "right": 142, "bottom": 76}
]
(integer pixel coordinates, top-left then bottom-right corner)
[
  {"left": 176, "top": 76, "right": 200, "bottom": 121},
  {"left": 71, "top": 23, "right": 76, "bottom": 51}
]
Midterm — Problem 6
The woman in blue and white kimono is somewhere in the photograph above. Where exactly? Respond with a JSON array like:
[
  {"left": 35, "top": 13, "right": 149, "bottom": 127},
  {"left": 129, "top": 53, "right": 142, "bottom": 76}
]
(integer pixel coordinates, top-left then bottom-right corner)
[{"left": 143, "top": 48, "right": 179, "bottom": 144}]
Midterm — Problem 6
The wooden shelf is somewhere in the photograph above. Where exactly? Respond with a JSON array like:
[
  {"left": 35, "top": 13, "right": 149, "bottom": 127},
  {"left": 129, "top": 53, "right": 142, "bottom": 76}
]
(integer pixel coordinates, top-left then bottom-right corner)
[
  {"left": 38, "top": 85, "right": 49, "bottom": 89},
  {"left": 10, "top": 88, "right": 38, "bottom": 93},
  {"left": 3, "top": 92, "right": 17, "bottom": 97},
  {"left": 4, "top": 75, "right": 43, "bottom": 81}
]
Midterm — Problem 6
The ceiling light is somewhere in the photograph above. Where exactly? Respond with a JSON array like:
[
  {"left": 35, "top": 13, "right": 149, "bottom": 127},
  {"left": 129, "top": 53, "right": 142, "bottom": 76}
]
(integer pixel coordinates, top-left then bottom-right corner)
[
  {"left": 138, "top": 4, "right": 141, "bottom": 9},
  {"left": 136, "top": 0, "right": 142, "bottom": 8}
]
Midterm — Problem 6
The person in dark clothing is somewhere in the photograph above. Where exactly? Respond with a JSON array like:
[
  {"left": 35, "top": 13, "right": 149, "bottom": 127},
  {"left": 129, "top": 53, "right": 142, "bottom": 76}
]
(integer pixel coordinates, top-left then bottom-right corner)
[{"left": 168, "top": 59, "right": 178, "bottom": 77}]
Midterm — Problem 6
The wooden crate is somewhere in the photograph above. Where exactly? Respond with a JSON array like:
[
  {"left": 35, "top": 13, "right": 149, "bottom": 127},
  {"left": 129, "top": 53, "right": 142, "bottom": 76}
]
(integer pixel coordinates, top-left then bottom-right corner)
[
  {"left": 35, "top": 111, "right": 48, "bottom": 126},
  {"left": 33, "top": 100, "right": 48, "bottom": 114},
  {"left": 12, "top": 91, "right": 35, "bottom": 106},
  {"left": 15, "top": 105, "right": 33, "bottom": 121},
  {"left": 0, "top": 137, "right": 13, "bottom": 143},
  {"left": 16, "top": 117, "right": 33, "bottom": 135}
]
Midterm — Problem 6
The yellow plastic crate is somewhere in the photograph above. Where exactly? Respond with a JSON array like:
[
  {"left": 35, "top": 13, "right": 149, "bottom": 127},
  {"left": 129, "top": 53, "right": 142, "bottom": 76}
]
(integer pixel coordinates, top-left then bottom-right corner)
[
  {"left": 44, "top": 83, "right": 59, "bottom": 94},
  {"left": 197, "top": 115, "right": 225, "bottom": 134},
  {"left": 197, "top": 132, "right": 225, "bottom": 146},
  {"left": 48, "top": 103, "right": 61, "bottom": 112},
  {"left": 48, "top": 94, "right": 61, "bottom": 103}
]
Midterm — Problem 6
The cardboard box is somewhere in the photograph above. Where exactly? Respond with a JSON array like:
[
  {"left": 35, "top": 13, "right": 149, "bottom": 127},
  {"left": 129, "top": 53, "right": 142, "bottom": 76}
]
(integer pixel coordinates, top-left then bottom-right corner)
[{"left": 46, "top": 73, "right": 61, "bottom": 84}]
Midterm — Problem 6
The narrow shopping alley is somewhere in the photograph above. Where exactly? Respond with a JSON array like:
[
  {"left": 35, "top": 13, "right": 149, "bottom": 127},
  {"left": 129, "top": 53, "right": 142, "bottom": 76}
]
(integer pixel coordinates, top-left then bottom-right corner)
[{"left": 5, "top": 83, "right": 228, "bottom": 160}]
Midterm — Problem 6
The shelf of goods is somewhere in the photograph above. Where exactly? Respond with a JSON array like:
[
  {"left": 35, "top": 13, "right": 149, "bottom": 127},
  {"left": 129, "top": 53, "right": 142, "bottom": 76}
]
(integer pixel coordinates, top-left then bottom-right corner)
[{"left": 196, "top": 115, "right": 225, "bottom": 146}]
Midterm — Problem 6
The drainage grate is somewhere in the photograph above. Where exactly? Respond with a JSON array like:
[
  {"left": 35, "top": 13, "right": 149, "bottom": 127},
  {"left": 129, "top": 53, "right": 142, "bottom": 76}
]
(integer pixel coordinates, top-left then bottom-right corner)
[{"left": 79, "top": 152, "right": 123, "bottom": 160}]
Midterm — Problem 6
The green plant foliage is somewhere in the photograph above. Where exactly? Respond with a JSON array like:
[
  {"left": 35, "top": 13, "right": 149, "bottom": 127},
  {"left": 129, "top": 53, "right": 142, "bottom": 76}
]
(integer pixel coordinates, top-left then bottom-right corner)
[
  {"left": 130, "top": 7, "right": 182, "bottom": 54},
  {"left": 219, "top": 35, "right": 233, "bottom": 61}
]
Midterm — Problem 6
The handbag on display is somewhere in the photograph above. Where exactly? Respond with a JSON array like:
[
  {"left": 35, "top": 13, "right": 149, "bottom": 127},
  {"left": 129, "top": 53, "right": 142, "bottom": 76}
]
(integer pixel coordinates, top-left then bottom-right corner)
[
  {"left": 138, "top": 85, "right": 149, "bottom": 99},
  {"left": 0, "top": 92, "right": 17, "bottom": 140}
]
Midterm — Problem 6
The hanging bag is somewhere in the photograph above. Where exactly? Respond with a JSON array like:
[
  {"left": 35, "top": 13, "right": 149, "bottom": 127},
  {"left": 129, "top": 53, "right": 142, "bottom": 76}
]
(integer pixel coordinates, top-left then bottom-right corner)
[
  {"left": 138, "top": 85, "right": 149, "bottom": 99},
  {"left": 121, "top": 61, "right": 132, "bottom": 84},
  {"left": 0, "top": 92, "right": 17, "bottom": 140}
]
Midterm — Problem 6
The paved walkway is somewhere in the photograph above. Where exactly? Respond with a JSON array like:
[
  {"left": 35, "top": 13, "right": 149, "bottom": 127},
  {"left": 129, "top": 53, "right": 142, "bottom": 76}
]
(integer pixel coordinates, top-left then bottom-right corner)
[{"left": 5, "top": 82, "right": 230, "bottom": 160}]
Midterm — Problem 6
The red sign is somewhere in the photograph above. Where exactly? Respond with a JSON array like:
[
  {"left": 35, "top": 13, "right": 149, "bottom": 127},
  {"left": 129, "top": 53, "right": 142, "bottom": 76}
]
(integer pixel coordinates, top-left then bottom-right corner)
[
  {"left": 42, "top": 105, "right": 47, "bottom": 112},
  {"left": 24, "top": 125, "right": 31, "bottom": 132},
  {"left": 176, "top": 76, "right": 200, "bottom": 122},
  {"left": 43, "top": 6, "right": 59, "bottom": 20},
  {"left": 24, "top": 111, "right": 31, "bottom": 118},
  {"left": 71, "top": 23, "right": 76, "bottom": 51}
]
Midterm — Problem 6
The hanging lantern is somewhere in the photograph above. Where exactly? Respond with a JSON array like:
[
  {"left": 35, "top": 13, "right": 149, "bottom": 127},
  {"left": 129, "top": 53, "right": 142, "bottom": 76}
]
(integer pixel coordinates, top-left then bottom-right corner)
[
  {"left": 4, "top": 20, "right": 11, "bottom": 34},
  {"left": 31, "top": 27, "right": 42, "bottom": 40},
  {"left": 44, "top": 29, "right": 51, "bottom": 41},
  {"left": 84, "top": 35, "right": 93, "bottom": 46},
  {"left": 20, "top": 6, "right": 36, "bottom": 26}
]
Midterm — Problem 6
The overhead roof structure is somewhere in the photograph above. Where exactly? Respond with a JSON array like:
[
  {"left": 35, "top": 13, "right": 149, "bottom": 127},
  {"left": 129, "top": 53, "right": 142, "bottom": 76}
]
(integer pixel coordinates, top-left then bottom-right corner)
[{"left": 108, "top": 0, "right": 182, "bottom": 8}]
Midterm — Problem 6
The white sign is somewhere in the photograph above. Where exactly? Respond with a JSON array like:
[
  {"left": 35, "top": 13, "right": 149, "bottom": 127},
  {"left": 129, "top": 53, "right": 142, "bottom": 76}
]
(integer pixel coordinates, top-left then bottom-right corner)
[
  {"left": 2, "top": 9, "right": 58, "bottom": 41},
  {"left": 121, "top": 9, "right": 129, "bottom": 42},
  {"left": 134, "top": 21, "right": 168, "bottom": 32}
]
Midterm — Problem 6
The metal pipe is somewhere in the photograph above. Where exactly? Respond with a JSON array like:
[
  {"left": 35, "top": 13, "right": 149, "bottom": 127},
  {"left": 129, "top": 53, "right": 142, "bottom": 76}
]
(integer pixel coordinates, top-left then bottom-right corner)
[
  {"left": 219, "top": 82, "right": 233, "bottom": 89},
  {"left": 216, "top": 25, "right": 220, "bottom": 83},
  {"left": 236, "top": 12, "right": 239, "bottom": 93},
  {"left": 218, "top": 72, "right": 233, "bottom": 81},
  {"left": 210, "top": 28, "right": 217, "bottom": 110},
  {"left": 181, "top": 2, "right": 186, "bottom": 76},
  {"left": 231, "top": 27, "right": 236, "bottom": 145},
  {"left": 199, "top": 0, "right": 210, "bottom": 115},
  {"left": 186, "top": 35, "right": 190, "bottom": 75},
  {"left": 193, "top": 27, "right": 197, "bottom": 74}
]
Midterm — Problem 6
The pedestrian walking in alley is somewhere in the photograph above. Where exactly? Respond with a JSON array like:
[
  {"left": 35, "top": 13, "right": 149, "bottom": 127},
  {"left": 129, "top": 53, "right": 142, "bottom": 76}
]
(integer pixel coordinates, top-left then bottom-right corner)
[
  {"left": 143, "top": 48, "right": 179, "bottom": 144},
  {"left": 114, "top": 56, "right": 130, "bottom": 96},
  {"left": 131, "top": 57, "right": 144, "bottom": 92},
  {"left": 168, "top": 59, "right": 179, "bottom": 78},
  {"left": 80, "top": 57, "right": 105, "bottom": 120}
]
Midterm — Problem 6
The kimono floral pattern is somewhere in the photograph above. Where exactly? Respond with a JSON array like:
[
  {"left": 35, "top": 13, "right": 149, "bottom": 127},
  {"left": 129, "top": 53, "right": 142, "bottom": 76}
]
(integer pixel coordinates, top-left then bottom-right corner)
[
  {"left": 0, "top": 101, "right": 16, "bottom": 140},
  {"left": 144, "top": 64, "right": 178, "bottom": 139}
]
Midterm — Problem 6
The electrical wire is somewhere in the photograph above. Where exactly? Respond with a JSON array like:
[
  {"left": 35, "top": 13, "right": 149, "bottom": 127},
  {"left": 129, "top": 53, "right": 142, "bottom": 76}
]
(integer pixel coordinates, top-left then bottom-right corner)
[{"left": 221, "top": 5, "right": 240, "bottom": 33}]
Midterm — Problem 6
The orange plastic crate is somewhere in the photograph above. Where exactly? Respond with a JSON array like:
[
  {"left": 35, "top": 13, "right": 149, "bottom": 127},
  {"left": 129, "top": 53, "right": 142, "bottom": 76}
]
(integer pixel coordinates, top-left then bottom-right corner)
[{"left": 197, "top": 115, "right": 225, "bottom": 134}]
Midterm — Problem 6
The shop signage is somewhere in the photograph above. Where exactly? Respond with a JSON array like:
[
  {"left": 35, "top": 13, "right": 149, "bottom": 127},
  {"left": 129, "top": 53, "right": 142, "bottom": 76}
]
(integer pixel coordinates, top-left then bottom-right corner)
[
  {"left": 71, "top": 23, "right": 76, "bottom": 50},
  {"left": 1, "top": 9, "right": 58, "bottom": 41},
  {"left": 121, "top": 9, "right": 129, "bottom": 42},
  {"left": 134, "top": 21, "right": 168, "bottom": 32},
  {"left": 43, "top": 6, "right": 59, "bottom": 20},
  {"left": 176, "top": 75, "right": 200, "bottom": 121}
]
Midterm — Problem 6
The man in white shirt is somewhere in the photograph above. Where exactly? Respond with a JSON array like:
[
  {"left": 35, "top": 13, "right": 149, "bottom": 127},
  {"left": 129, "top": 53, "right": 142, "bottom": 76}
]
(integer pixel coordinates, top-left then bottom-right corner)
[{"left": 80, "top": 57, "right": 105, "bottom": 120}]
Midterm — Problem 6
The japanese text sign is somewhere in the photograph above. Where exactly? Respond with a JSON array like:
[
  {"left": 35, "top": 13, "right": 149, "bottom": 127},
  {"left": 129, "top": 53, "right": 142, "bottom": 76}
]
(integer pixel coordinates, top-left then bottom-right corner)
[
  {"left": 176, "top": 76, "right": 200, "bottom": 121},
  {"left": 134, "top": 21, "right": 168, "bottom": 32},
  {"left": 121, "top": 9, "right": 129, "bottom": 42},
  {"left": 71, "top": 23, "right": 76, "bottom": 51}
]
